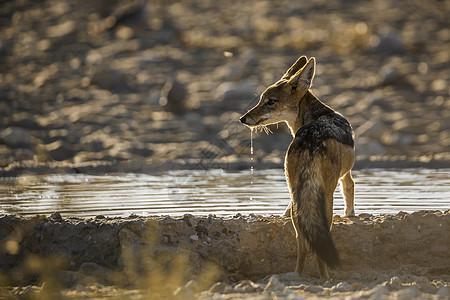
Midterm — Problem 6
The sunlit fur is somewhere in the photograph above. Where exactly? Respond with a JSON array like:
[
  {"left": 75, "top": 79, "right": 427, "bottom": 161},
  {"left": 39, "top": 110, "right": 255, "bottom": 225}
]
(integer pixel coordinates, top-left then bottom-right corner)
[{"left": 240, "top": 56, "right": 355, "bottom": 279}]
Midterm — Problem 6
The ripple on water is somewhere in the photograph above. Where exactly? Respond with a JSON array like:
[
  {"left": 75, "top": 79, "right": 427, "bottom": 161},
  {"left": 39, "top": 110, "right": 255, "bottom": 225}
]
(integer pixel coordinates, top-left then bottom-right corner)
[{"left": 0, "top": 169, "right": 448, "bottom": 217}]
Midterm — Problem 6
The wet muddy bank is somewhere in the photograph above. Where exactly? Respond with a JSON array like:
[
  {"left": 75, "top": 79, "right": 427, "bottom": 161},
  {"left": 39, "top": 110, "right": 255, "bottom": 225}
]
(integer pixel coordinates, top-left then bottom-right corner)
[{"left": 1, "top": 211, "right": 448, "bottom": 295}]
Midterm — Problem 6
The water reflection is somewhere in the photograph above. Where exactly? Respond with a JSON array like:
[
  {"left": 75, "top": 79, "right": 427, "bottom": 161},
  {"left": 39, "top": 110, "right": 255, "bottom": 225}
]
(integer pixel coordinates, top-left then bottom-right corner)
[{"left": 0, "top": 169, "right": 449, "bottom": 217}]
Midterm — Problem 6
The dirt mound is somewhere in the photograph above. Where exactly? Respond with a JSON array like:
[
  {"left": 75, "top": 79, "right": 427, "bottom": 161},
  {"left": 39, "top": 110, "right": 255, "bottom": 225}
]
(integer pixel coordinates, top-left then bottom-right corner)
[{"left": 0, "top": 211, "right": 448, "bottom": 298}]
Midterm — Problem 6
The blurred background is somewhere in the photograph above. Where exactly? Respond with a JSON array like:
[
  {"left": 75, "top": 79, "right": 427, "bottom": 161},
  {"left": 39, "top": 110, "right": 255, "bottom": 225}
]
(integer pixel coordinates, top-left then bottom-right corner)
[{"left": 0, "top": 0, "right": 448, "bottom": 171}]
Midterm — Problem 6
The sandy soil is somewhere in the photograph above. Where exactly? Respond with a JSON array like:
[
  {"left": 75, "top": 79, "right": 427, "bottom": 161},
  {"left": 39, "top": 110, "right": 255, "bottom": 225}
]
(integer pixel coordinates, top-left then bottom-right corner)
[
  {"left": 0, "top": 0, "right": 449, "bottom": 175},
  {"left": 0, "top": 211, "right": 449, "bottom": 299}
]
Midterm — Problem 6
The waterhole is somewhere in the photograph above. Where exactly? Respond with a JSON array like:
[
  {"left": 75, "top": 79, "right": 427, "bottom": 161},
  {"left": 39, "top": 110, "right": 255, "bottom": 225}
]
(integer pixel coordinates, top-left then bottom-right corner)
[{"left": 0, "top": 169, "right": 448, "bottom": 217}]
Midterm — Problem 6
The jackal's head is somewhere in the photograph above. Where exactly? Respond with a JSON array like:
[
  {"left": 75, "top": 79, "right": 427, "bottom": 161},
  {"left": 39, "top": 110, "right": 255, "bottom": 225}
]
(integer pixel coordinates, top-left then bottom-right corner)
[{"left": 239, "top": 56, "right": 315, "bottom": 129}]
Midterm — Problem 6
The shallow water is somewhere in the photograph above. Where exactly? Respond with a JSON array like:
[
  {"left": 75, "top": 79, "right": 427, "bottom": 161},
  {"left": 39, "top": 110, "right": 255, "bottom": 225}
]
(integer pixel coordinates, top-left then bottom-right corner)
[{"left": 0, "top": 169, "right": 448, "bottom": 217}]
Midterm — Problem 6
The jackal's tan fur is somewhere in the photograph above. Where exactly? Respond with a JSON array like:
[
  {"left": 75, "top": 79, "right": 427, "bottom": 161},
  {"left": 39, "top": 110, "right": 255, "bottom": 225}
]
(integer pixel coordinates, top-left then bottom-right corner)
[{"left": 240, "top": 56, "right": 355, "bottom": 278}]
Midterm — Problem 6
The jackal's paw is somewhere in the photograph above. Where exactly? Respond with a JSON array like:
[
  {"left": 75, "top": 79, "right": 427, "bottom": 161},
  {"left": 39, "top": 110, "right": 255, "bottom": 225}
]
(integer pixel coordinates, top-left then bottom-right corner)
[{"left": 344, "top": 209, "right": 355, "bottom": 218}]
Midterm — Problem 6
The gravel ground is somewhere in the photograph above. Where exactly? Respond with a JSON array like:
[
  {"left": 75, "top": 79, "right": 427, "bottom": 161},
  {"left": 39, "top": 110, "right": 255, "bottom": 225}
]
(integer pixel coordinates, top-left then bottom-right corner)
[{"left": 0, "top": 0, "right": 449, "bottom": 173}]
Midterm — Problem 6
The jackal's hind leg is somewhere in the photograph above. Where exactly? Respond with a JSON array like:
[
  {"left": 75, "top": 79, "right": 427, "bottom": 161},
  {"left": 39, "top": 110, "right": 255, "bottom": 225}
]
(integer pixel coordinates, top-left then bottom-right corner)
[
  {"left": 340, "top": 171, "right": 355, "bottom": 217},
  {"left": 295, "top": 230, "right": 308, "bottom": 276},
  {"left": 291, "top": 208, "right": 307, "bottom": 276},
  {"left": 316, "top": 258, "right": 330, "bottom": 279}
]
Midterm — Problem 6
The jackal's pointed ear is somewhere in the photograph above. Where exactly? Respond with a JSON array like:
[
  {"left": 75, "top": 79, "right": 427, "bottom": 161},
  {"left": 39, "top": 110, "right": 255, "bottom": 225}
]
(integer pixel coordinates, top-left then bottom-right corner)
[
  {"left": 282, "top": 56, "right": 308, "bottom": 80},
  {"left": 288, "top": 57, "right": 316, "bottom": 91}
]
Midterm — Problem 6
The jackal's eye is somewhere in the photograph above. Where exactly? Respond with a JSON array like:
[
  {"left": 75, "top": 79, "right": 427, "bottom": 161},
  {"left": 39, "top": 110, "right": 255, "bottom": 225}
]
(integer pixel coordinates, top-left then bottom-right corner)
[{"left": 267, "top": 99, "right": 277, "bottom": 106}]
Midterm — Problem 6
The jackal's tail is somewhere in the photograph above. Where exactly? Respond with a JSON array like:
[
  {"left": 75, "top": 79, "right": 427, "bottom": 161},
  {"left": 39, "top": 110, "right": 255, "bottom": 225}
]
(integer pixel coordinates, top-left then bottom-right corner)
[{"left": 292, "top": 171, "right": 340, "bottom": 268}]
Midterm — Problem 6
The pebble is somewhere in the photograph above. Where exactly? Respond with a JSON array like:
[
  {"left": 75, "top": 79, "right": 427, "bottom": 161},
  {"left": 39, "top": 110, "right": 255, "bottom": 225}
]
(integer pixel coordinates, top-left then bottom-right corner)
[
  {"left": 299, "top": 284, "right": 323, "bottom": 293},
  {"left": 388, "top": 276, "right": 402, "bottom": 290},
  {"left": 379, "top": 65, "right": 408, "bottom": 86},
  {"left": 14, "top": 148, "right": 34, "bottom": 161},
  {"left": 173, "top": 285, "right": 195, "bottom": 300},
  {"left": 208, "top": 282, "right": 229, "bottom": 293},
  {"left": 356, "top": 137, "right": 386, "bottom": 156},
  {"left": 90, "top": 69, "right": 130, "bottom": 93},
  {"left": 0, "top": 127, "right": 32, "bottom": 148},
  {"left": 331, "top": 281, "right": 351, "bottom": 292},
  {"left": 264, "top": 275, "right": 285, "bottom": 292},
  {"left": 371, "top": 30, "right": 404, "bottom": 54},
  {"left": 215, "top": 80, "right": 257, "bottom": 106},
  {"left": 159, "top": 72, "right": 188, "bottom": 114},
  {"left": 46, "top": 140, "right": 76, "bottom": 161},
  {"left": 233, "top": 280, "right": 262, "bottom": 293},
  {"left": 50, "top": 212, "right": 63, "bottom": 221}
]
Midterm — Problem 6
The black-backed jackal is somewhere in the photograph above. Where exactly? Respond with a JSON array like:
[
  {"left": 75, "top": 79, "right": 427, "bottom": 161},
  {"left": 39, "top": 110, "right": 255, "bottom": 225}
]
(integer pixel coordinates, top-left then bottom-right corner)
[{"left": 239, "top": 56, "right": 355, "bottom": 279}]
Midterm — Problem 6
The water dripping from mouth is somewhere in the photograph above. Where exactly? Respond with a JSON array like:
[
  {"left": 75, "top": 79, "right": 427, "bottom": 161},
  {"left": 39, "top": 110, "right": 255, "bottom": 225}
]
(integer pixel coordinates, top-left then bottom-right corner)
[
  {"left": 250, "top": 128, "right": 254, "bottom": 174},
  {"left": 250, "top": 128, "right": 254, "bottom": 200}
]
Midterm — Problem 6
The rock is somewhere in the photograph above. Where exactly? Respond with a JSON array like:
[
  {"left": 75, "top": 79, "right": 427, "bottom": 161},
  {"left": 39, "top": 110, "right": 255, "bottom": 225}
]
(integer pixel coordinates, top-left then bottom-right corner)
[
  {"left": 184, "top": 279, "right": 205, "bottom": 293},
  {"left": 11, "top": 113, "right": 42, "bottom": 130},
  {"left": 116, "top": 26, "right": 134, "bottom": 40},
  {"left": 90, "top": 69, "right": 130, "bottom": 93},
  {"left": 94, "top": 0, "right": 147, "bottom": 33},
  {"left": 173, "top": 279, "right": 210, "bottom": 298},
  {"left": 371, "top": 30, "right": 404, "bottom": 54},
  {"left": 264, "top": 275, "right": 285, "bottom": 292},
  {"left": 46, "top": 20, "right": 75, "bottom": 38},
  {"left": 356, "top": 137, "right": 386, "bottom": 156},
  {"left": 331, "top": 281, "right": 351, "bottom": 292},
  {"left": 381, "top": 132, "right": 413, "bottom": 146},
  {"left": 215, "top": 80, "right": 257, "bottom": 108},
  {"left": 14, "top": 148, "right": 34, "bottom": 161},
  {"left": 348, "top": 282, "right": 364, "bottom": 291},
  {"left": 46, "top": 141, "right": 76, "bottom": 161},
  {"left": 208, "top": 282, "right": 230, "bottom": 293},
  {"left": 0, "top": 154, "right": 14, "bottom": 167},
  {"left": 412, "top": 276, "right": 436, "bottom": 293},
  {"left": 431, "top": 79, "right": 447, "bottom": 92},
  {"left": 299, "top": 284, "right": 323, "bottom": 293},
  {"left": 159, "top": 73, "right": 188, "bottom": 114},
  {"left": 388, "top": 276, "right": 402, "bottom": 290},
  {"left": 234, "top": 280, "right": 262, "bottom": 293},
  {"left": 358, "top": 120, "right": 389, "bottom": 140},
  {"left": 9, "top": 286, "right": 42, "bottom": 297},
  {"left": 0, "top": 127, "right": 32, "bottom": 148},
  {"left": 173, "top": 285, "right": 195, "bottom": 300},
  {"left": 214, "top": 63, "right": 246, "bottom": 81},
  {"left": 379, "top": 65, "right": 409, "bottom": 86},
  {"left": 128, "top": 146, "right": 154, "bottom": 158},
  {"left": 49, "top": 212, "right": 63, "bottom": 222}
]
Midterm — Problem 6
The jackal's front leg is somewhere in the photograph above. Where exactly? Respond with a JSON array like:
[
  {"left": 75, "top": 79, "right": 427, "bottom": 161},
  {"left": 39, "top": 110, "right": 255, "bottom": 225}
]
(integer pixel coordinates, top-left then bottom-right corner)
[
  {"left": 283, "top": 201, "right": 292, "bottom": 217},
  {"left": 340, "top": 172, "right": 355, "bottom": 217}
]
